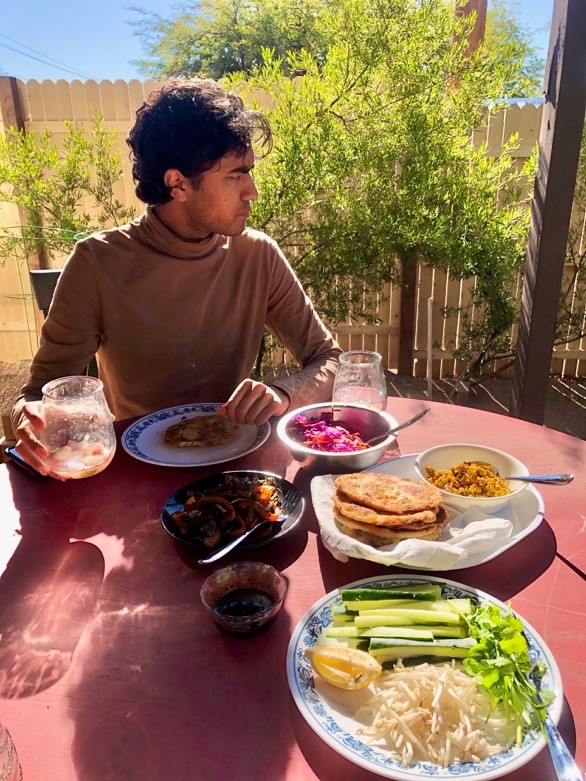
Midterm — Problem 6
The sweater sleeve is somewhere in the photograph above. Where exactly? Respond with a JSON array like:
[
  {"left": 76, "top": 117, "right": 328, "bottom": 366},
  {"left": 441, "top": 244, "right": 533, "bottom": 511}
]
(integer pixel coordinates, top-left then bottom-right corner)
[
  {"left": 11, "top": 243, "right": 102, "bottom": 435},
  {"left": 263, "top": 242, "right": 342, "bottom": 410}
]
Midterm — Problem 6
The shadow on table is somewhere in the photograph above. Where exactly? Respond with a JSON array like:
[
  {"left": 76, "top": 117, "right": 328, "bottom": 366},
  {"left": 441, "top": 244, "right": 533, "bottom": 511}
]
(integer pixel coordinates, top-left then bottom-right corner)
[
  {"left": 312, "top": 513, "right": 557, "bottom": 603},
  {"left": 455, "top": 519, "right": 557, "bottom": 601},
  {"left": 2, "top": 451, "right": 300, "bottom": 781},
  {"left": 0, "top": 539, "right": 104, "bottom": 698},
  {"left": 0, "top": 471, "right": 105, "bottom": 699},
  {"left": 67, "top": 516, "right": 297, "bottom": 781}
]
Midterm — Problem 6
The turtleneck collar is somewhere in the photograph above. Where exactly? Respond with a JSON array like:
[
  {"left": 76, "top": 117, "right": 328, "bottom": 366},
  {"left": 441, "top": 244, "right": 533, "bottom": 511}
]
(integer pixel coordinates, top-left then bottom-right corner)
[{"left": 132, "top": 205, "right": 225, "bottom": 260}]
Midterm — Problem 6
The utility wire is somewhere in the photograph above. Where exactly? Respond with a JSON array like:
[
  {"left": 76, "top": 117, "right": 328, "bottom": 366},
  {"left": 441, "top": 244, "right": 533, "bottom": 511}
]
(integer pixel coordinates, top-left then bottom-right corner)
[
  {"left": 0, "top": 32, "right": 96, "bottom": 74},
  {"left": 0, "top": 34, "right": 97, "bottom": 80}
]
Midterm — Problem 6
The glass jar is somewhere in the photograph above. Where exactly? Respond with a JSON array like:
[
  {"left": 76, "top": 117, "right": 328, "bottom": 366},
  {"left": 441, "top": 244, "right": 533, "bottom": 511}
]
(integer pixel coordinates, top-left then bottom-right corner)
[
  {"left": 332, "top": 351, "right": 387, "bottom": 410},
  {"left": 40, "top": 375, "right": 116, "bottom": 479}
]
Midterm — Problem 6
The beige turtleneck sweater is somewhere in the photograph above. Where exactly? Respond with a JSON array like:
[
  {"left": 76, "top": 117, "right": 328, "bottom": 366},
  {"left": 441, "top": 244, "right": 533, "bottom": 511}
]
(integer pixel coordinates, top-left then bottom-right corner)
[{"left": 12, "top": 208, "right": 341, "bottom": 428}]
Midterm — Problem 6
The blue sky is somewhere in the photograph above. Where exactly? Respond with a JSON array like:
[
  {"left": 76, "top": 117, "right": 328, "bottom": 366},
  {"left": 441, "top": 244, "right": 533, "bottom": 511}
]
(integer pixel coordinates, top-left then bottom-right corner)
[{"left": 0, "top": 0, "right": 554, "bottom": 83}]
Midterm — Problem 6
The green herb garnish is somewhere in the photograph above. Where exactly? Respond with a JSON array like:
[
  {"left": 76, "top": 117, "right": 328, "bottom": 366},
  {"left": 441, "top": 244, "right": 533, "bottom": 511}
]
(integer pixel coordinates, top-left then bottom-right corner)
[{"left": 463, "top": 603, "right": 554, "bottom": 745}]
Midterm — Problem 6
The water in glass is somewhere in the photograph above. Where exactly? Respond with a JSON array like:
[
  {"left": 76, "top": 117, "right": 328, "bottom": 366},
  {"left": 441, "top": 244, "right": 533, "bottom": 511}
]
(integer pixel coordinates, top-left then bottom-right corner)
[
  {"left": 332, "top": 351, "right": 387, "bottom": 410},
  {"left": 40, "top": 375, "right": 116, "bottom": 479}
]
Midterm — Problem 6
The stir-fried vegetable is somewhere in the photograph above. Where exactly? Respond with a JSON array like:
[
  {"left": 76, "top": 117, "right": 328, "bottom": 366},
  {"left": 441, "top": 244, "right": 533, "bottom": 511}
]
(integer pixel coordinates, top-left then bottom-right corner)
[
  {"left": 291, "top": 414, "right": 369, "bottom": 452},
  {"left": 169, "top": 474, "right": 281, "bottom": 548}
]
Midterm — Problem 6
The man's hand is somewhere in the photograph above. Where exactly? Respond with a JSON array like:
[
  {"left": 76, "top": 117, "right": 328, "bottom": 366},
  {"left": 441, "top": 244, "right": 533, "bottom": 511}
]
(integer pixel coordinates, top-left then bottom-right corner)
[
  {"left": 218, "top": 380, "right": 290, "bottom": 426},
  {"left": 13, "top": 401, "right": 65, "bottom": 480}
]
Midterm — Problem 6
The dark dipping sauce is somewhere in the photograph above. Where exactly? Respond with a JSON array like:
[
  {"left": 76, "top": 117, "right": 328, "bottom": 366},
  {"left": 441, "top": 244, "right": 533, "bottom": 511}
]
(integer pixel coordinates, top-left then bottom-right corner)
[{"left": 214, "top": 588, "right": 276, "bottom": 617}]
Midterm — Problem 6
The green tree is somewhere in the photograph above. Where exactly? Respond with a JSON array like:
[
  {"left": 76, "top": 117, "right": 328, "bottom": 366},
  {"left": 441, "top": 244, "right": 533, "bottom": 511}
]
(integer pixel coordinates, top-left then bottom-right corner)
[
  {"left": 132, "top": 0, "right": 543, "bottom": 96},
  {"left": 130, "top": 0, "right": 333, "bottom": 79},
  {"left": 232, "top": 0, "right": 533, "bottom": 377},
  {"left": 0, "top": 111, "right": 138, "bottom": 354},
  {"left": 485, "top": 0, "right": 545, "bottom": 97}
]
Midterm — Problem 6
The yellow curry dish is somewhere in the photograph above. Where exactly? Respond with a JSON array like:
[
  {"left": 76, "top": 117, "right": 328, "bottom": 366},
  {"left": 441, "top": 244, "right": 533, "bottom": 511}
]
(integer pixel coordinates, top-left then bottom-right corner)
[{"left": 425, "top": 461, "right": 512, "bottom": 497}]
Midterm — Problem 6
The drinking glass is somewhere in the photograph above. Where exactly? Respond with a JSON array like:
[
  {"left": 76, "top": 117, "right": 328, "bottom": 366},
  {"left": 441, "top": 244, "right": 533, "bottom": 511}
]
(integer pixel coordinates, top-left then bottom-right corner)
[
  {"left": 40, "top": 375, "right": 116, "bottom": 479},
  {"left": 332, "top": 351, "right": 387, "bottom": 410}
]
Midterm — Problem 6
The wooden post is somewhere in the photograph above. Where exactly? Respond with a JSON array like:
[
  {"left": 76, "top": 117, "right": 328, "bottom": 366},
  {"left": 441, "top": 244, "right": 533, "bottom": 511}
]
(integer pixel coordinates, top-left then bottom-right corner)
[
  {"left": 510, "top": 0, "right": 586, "bottom": 424},
  {"left": 0, "top": 77, "right": 49, "bottom": 271},
  {"left": 0, "top": 77, "right": 25, "bottom": 131},
  {"left": 398, "top": 252, "right": 418, "bottom": 376},
  {"left": 426, "top": 297, "right": 433, "bottom": 399},
  {"left": 455, "top": 0, "right": 487, "bottom": 56}
]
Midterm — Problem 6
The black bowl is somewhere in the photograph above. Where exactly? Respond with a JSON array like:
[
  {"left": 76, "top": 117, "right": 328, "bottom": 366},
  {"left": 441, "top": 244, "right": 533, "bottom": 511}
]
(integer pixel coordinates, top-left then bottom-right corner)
[{"left": 160, "top": 470, "right": 304, "bottom": 552}]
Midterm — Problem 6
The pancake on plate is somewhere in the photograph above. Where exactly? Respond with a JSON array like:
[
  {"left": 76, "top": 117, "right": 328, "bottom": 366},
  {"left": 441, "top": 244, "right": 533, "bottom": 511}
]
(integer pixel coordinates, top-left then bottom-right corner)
[
  {"left": 332, "top": 473, "right": 446, "bottom": 548},
  {"left": 164, "top": 414, "right": 241, "bottom": 448},
  {"left": 333, "top": 507, "right": 448, "bottom": 546},
  {"left": 334, "top": 472, "right": 442, "bottom": 514},
  {"left": 333, "top": 491, "right": 438, "bottom": 527}
]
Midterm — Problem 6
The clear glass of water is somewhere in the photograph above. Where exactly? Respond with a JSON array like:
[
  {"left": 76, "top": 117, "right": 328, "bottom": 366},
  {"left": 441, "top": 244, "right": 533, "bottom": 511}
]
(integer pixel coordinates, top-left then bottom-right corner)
[
  {"left": 40, "top": 375, "right": 116, "bottom": 479},
  {"left": 332, "top": 351, "right": 387, "bottom": 410}
]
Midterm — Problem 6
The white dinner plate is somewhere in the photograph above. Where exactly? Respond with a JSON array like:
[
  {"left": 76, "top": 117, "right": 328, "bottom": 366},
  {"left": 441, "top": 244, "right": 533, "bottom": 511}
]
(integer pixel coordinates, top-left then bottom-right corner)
[
  {"left": 366, "top": 453, "right": 544, "bottom": 570},
  {"left": 121, "top": 403, "right": 271, "bottom": 467},
  {"left": 287, "top": 574, "right": 563, "bottom": 781}
]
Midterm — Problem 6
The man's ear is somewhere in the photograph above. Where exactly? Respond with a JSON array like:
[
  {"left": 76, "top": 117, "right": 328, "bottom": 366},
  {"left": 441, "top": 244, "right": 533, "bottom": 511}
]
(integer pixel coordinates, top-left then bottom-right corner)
[{"left": 164, "top": 169, "right": 189, "bottom": 202}]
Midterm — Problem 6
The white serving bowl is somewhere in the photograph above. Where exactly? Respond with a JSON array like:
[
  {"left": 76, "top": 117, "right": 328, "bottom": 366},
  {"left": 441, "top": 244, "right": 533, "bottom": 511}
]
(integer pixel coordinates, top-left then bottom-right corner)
[
  {"left": 276, "top": 402, "right": 398, "bottom": 473},
  {"left": 414, "top": 443, "right": 529, "bottom": 513}
]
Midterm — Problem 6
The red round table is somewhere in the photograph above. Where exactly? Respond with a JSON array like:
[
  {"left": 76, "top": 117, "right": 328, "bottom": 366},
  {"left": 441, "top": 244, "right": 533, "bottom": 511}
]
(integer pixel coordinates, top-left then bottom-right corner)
[{"left": 0, "top": 398, "right": 584, "bottom": 780}]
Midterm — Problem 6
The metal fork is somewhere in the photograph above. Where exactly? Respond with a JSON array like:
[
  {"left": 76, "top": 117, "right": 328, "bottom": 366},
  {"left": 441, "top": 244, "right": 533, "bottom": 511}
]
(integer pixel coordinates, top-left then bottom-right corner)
[{"left": 279, "top": 489, "right": 303, "bottom": 520}]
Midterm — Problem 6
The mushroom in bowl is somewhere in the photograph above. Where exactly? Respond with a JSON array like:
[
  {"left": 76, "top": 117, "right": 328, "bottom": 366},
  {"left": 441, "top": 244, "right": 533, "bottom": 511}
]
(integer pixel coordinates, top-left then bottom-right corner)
[
  {"left": 276, "top": 402, "right": 399, "bottom": 473},
  {"left": 414, "top": 443, "right": 529, "bottom": 514}
]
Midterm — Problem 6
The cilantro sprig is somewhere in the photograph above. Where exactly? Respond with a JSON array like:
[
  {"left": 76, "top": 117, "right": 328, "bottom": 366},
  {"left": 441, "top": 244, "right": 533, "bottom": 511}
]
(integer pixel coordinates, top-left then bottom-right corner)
[{"left": 463, "top": 603, "right": 554, "bottom": 745}]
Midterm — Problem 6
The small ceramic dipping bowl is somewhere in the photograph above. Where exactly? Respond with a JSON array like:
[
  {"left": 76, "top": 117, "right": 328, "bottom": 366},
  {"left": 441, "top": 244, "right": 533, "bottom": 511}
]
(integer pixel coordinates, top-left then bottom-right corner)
[{"left": 200, "top": 561, "right": 287, "bottom": 636}]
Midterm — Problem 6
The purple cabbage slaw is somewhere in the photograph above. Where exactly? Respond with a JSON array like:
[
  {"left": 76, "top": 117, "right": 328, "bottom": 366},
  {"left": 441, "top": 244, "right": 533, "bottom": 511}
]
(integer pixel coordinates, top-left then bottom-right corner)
[{"left": 290, "top": 414, "right": 369, "bottom": 452}]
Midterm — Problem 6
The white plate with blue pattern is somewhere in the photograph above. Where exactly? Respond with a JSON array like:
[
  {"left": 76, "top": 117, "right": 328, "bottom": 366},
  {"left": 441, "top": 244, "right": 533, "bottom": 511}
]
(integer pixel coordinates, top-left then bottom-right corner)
[
  {"left": 287, "top": 574, "right": 563, "bottom": 780},
  {"left": 121, "top": 403, "right": 271, "bottom": 467}
]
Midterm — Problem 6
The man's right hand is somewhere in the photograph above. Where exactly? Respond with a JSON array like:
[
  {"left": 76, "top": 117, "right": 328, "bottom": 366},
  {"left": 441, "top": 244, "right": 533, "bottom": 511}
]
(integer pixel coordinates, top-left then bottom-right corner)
[{"left": 13, "top": 401, "right": 56, "bottom": 478}]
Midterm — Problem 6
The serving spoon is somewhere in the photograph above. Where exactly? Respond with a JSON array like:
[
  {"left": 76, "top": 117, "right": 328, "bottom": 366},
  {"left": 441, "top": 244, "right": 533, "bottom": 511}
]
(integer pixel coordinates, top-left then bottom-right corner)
[
  {"left": 528, "top": 650, "right": 582, "bottom": 781},
  {"left": 364, "top": 406, "right": 431, "bottom": 446},
  {"left": 468, "top": 461, "right": 574, "bottom": 485},
  {"left": 501, "top": 474, "right": 574, "bottom": 485},
  {"left": 197, "top": 521, "right": 273, "bottom": 565}
]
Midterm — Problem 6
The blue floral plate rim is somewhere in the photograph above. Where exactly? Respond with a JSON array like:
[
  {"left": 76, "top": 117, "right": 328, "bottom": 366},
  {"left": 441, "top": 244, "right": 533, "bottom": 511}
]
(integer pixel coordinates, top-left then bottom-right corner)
[
  {"left": 286, "top": 574, "right": 563, "bottom": 780},
  {"left": 121, "top": 403, "right": 270, "bottom": 467}
]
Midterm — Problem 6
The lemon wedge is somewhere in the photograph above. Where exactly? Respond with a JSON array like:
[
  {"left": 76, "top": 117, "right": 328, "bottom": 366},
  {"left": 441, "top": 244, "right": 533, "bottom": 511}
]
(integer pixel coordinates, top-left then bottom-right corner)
[{"left": 305, "top": 645, "right": 382, "bottom": 690}]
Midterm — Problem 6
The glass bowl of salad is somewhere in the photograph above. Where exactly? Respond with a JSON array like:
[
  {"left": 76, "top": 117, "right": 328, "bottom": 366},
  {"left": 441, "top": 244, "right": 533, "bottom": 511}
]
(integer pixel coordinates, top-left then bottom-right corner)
[{"left": 276, "top": 402, "right": 399, "bottom": 473}]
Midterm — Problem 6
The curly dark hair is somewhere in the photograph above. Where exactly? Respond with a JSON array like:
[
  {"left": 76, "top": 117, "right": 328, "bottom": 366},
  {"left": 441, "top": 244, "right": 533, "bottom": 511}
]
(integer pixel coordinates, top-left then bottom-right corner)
[{"left": 126, "top": 78, "right": 272, "bottom": 205}]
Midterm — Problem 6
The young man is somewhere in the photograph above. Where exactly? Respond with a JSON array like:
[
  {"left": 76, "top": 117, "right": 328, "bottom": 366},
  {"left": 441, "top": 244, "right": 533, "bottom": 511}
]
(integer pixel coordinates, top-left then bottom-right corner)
[{"left": 12, "top": 79, "right": 341, "bottom": 477}]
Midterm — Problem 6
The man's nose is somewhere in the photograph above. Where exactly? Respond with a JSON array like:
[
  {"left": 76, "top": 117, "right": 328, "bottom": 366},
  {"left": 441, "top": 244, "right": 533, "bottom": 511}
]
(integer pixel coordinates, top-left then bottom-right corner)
[{"left": 243, "top": 174, "right": 258, "bottom": 201}]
